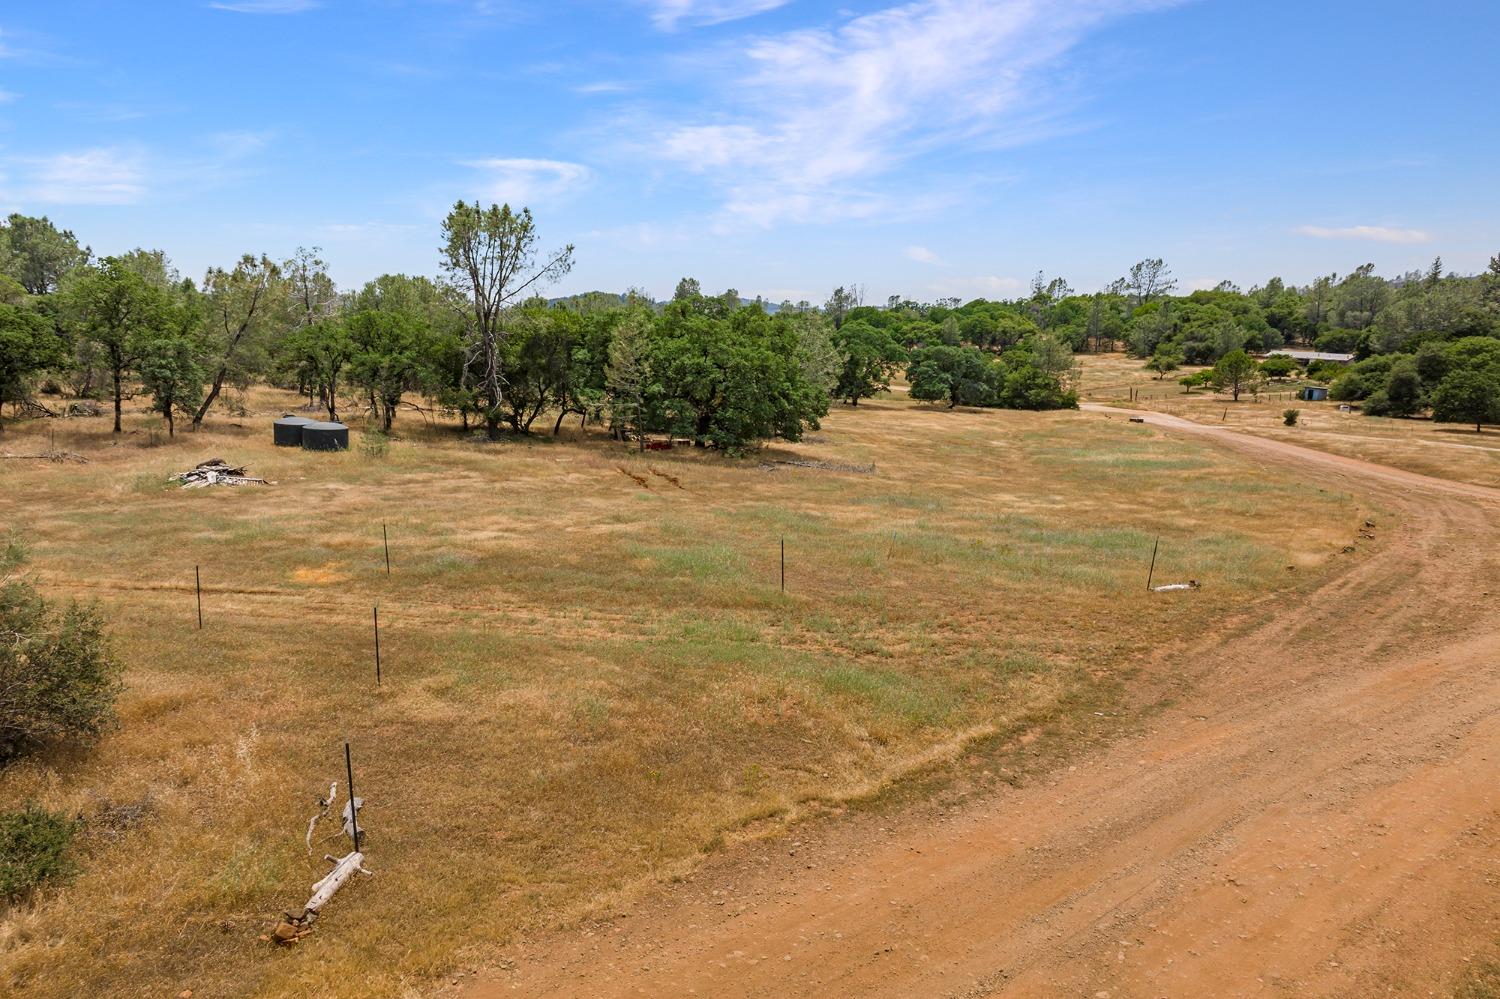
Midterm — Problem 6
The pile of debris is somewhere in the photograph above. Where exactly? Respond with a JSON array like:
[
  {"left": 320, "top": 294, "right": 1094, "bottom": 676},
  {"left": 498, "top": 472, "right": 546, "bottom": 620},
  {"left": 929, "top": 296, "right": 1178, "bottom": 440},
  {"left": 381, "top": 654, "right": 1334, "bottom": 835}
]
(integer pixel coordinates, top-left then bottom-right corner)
[{"left": 170, "top": 458, "right": 271, "bottom": 488}]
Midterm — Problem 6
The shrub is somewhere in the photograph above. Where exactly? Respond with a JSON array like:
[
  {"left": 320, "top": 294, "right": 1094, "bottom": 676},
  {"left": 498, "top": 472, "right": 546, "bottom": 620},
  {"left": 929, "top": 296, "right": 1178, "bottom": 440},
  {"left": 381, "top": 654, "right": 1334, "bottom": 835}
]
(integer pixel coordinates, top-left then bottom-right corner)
[
  {"left": 1305, "top": 359, "right": 1344, "bottom": 383},
  {"left": 359, "top": 429, "right": 390, "bottom": 459},
  {"left": 1283, "top": 408, "right": 1300, "bottom": 426},
  {"left": 0, "top": 549, "right": 121, "bottom": 765},
  {"left": 999, "top": 364, "right": 1077, "bottom": 410},
  {"left": 0, "top": 804, "right": 79, "bottom": 903}
]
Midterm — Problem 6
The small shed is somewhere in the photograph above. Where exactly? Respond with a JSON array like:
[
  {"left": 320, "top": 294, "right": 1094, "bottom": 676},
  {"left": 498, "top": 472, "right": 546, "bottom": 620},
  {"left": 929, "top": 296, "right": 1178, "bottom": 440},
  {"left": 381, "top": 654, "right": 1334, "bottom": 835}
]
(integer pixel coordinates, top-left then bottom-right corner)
[
  {"left": 1301, "top": 385, "right": 1329, "bottom": 402},
  {"left": 273, "top": 415, "right": 314, "bottom": 447},
  {"left": 301, "top": 421, "right": 349, "bottom": 451}
]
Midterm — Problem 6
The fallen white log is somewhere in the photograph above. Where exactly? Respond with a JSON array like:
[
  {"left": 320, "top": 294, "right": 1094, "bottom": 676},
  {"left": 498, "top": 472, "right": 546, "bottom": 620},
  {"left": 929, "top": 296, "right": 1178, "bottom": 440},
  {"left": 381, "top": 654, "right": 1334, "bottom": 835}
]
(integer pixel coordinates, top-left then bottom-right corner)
[
  {"left": 1152, "top": 580, "right": 1201, "bottom": 592},
  {"left": 305, "top": 850, "right": 371, "bottom": 915}
]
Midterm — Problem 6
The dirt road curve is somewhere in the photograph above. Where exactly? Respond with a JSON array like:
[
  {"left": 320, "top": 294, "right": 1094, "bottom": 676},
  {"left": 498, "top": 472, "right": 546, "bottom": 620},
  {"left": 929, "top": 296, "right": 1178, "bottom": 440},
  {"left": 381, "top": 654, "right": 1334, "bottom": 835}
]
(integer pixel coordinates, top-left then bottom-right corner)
[{"left": 460, "top": 409, "right": 1500, "bottom": 999}]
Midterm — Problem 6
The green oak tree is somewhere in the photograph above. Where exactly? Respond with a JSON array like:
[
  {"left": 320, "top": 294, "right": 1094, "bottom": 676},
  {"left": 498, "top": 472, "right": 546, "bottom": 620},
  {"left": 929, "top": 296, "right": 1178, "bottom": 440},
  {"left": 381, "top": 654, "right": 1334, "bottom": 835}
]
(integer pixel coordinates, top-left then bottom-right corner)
[
  {"left": 1210, "top": 349, "right": 1262, "bottom": 402},
  {"left": 1431, "top": 367, "right": 1500, "bottom": 432},
  {"left": 0, "top": 304, "right": 65, "bottom": 431},
  {"left": 907, "top": 345, "right": 999, "bottom": 408},
  {"left": 131, "top": 323, "right": 205, "bottom": 437},
  {"left": 0, "top": 214, "right": 89, "bottom": 295},
  {"left": 831, "top": 319, "right": 906, "bottom": 405},
  {"left": 62, "top": 259, "right": 171, "bottom": 432}
]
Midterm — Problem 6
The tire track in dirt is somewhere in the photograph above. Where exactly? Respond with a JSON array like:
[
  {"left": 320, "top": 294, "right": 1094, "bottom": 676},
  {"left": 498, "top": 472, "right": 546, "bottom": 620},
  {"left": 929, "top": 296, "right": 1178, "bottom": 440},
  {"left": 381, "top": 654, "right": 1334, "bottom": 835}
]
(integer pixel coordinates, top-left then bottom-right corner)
[{"left": 453, "top": 407, "right": 1500, "bottom": 999}]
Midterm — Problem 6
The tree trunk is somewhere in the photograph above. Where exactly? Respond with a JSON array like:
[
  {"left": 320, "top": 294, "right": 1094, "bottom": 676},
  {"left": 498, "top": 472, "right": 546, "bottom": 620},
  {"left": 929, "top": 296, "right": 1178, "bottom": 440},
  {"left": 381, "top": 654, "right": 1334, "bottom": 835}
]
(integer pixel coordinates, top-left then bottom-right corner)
[
  {"left": 192, "top": 366, "right": 229, "bottom": 430},
  {"left": 553, "top": 409, "right": 567, "bottom": 436},
  {"left": 113, "top": 368, "right": 123, "bottom": 433},
  {"left": 166, "top": 405, "right": 175, "bottom": 437}
]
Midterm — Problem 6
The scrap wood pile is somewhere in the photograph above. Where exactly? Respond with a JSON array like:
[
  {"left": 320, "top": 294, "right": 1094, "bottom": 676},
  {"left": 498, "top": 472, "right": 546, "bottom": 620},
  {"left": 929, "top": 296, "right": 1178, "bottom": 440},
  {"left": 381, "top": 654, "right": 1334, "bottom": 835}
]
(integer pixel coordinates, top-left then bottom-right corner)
[{"left": 170, "top": 458, "right": 271, "bottom": 488}]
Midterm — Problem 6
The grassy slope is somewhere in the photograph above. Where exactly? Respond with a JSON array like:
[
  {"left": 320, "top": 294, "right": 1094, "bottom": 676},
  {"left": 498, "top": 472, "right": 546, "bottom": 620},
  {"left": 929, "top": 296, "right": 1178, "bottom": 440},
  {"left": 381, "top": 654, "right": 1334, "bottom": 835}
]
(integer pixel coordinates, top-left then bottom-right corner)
[{"left": 0, "top": 387, "right": 1361, "bottom": 997}]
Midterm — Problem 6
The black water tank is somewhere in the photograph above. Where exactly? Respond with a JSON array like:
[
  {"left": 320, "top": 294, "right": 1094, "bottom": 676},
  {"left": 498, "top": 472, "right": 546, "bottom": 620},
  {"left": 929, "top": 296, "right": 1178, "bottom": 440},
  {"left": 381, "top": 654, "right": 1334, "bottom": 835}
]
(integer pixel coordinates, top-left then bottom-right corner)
[
  {"left": 273, "top": 416, "right": 314, "bottom": 447},
  {"left": 301, "top": 421, "right": 349, "bottom": 451}
]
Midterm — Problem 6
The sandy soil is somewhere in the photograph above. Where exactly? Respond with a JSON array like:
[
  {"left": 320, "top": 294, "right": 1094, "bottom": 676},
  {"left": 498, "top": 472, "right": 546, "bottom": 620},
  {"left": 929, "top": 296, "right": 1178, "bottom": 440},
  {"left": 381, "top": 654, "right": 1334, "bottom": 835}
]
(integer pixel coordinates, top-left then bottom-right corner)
[{"left": 454, "top": 405, "right": 1500, "bottom": 999}]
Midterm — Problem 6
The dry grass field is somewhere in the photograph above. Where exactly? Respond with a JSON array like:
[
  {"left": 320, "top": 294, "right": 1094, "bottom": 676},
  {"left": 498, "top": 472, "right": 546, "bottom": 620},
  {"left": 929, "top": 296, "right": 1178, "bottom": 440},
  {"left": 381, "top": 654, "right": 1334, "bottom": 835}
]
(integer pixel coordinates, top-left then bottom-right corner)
[
  {"left": 1078, "top": 352, "right": 1500, "bottom": 489},
  {"left": 0, "top": 386, "right": 1365, "bottom": 998}
]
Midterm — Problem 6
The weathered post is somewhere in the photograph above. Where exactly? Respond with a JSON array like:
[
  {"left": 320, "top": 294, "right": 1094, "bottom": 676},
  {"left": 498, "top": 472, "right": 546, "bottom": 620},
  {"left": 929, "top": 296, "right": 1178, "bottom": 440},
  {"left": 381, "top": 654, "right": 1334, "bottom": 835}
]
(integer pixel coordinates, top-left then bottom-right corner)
[
  {"left": 382, "top": 523, "right": 391, "bottom": 575},
  {"left": 373, "top": 606, "right": 381, "bottom": 686},
  {"left": 1146, "top": 536, "right": 1160, "bottom": 592},
  {"left": 195, "top": 565, "right": 203, "bottom": 629}
]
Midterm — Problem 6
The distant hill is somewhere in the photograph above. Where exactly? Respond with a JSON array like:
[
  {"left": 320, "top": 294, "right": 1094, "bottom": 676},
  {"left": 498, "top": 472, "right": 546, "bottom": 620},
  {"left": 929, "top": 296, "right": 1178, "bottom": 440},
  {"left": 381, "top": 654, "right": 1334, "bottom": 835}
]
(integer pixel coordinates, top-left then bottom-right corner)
[{"left": 548, "top": 290, "right": 637, "bottom": 313}]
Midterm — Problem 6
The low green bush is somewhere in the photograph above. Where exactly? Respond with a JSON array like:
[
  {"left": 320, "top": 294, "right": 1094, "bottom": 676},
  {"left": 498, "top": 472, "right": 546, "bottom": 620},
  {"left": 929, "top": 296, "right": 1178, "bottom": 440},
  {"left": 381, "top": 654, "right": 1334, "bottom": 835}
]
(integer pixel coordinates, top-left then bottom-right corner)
[
  {"left": 1, "top": 542, "right": 121, "bottom": 765},
  {"left": 0, "top": 805, "right": 79, "bottom": 903}
]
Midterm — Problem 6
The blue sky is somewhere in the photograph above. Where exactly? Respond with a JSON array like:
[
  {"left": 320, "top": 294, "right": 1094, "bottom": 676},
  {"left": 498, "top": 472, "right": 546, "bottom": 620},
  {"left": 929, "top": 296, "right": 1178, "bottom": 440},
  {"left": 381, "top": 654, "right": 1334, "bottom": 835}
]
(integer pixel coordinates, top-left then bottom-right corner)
[{"left": 2, "top": 0, "right": 1497, "bottom": 302}]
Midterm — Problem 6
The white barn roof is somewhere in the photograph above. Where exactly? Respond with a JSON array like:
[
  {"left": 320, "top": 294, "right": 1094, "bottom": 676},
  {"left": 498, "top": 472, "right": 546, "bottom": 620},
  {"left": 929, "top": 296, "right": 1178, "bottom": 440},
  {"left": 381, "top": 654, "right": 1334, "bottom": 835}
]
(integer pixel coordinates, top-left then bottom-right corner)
[{"left": 1266, "top": 349, "right": 1355, "bottom": 363}]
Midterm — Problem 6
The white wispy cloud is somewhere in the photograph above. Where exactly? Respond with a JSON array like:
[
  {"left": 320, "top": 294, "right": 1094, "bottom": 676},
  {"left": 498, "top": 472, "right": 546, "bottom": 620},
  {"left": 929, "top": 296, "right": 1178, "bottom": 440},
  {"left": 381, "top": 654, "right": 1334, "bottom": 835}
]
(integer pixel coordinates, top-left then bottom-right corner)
[
  {"left": 15, "top": 147, "right": 148, "bottom": 205},
  {"left": 0, "top": 132, "right": 272, "bottom": 207},
  {"left": 206, "top": 129, "right": 273, "bottom": 160},
  {"left": 0, "top": 89, "right": 17, "bottom": 105},
  {"left": 573, "top": 81, "right": 633, "bottom": 95},
  {"left": 1295, "top": 224, "right": 1431, "bottom": 245},
  {"left": 645, "top": 0, "right": 790, "bottom": 30},
  {"left": 651, "top": 0, "right": 1175, "bottom": 227},
  {"left": 208, "top": 0, "right": 319, "bottom": 12},
  {"left": 461, "top": 157, "right": 592, "bottom": 205},
  {"left": 906, "top": 245, "right": 943, "bottom": 265}
]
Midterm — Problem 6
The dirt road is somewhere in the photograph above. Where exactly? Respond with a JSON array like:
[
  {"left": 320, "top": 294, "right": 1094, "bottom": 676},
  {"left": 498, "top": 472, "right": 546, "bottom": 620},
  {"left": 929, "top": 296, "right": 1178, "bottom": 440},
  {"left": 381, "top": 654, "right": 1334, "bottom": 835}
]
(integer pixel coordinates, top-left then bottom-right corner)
[{"left": 459, "top": 408, "right": 1500, "bottom": 998}]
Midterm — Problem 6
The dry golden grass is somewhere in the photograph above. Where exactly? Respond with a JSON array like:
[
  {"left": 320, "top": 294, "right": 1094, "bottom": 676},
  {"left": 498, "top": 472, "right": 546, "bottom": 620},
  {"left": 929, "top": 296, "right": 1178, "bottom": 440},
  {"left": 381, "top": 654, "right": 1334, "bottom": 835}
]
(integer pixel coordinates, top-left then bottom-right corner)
[
  {"left": 0, "top": 385, "right": 1363, "bottom": 997},
  {"left": 1077, "top": 352, "right": 1500, "bottom": 489}
]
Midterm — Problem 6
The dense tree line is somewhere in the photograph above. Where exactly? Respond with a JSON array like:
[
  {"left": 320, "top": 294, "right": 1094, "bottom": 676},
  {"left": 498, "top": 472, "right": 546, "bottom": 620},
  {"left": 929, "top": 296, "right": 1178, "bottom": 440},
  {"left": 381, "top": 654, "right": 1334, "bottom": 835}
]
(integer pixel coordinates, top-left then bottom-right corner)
[{"left": 3, "top": 209, "right": 1497, "bottom": 440}]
